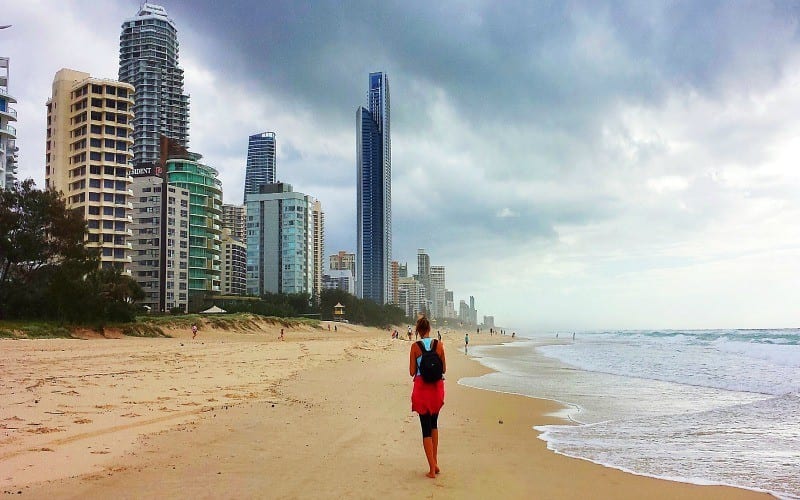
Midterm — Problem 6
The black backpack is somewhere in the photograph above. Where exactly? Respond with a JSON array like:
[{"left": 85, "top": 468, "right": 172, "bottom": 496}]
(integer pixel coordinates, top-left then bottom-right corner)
[{"left": 417, "top": 339, "right": 443, "bottom": 383}]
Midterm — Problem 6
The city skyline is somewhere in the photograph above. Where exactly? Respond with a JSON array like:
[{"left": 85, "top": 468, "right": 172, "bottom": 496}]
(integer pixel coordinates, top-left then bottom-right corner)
[{"left": 4, "top": 1, "right": 800, "bottom": 329}]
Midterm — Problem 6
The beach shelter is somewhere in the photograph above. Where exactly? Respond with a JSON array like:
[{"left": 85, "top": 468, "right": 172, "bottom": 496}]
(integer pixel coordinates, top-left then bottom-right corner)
[
  {"left": 200, "top": 305, "right": 227, "bottom": 314},
  {"left": 333, "top": 302, "right": 345, "bottom": 321}
]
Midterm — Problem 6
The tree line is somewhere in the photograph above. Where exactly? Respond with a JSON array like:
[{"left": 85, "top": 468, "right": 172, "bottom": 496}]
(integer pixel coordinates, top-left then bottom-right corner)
[{"left": 0, "top": 180, "right": 143, "bottom": 323}]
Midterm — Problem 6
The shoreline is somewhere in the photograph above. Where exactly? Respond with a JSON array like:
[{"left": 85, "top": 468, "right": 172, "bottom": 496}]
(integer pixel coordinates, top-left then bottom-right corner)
[
  {"left": 463, "top": 340, "right": 780, "bottom": 498},
  {"left": 3, "top": 326, "right": 771, "bottom": 498}
]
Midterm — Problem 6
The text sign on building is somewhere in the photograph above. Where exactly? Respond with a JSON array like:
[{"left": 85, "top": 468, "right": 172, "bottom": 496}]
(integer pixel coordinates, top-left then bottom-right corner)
[{"left": 131, "top": 164, "right": 164, "bottom": 178}]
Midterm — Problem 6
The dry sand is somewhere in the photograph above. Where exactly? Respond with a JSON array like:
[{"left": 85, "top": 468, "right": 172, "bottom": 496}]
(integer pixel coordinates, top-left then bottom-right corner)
[{"left": 0, "top": 321, "right": 771, "bottom": 499}]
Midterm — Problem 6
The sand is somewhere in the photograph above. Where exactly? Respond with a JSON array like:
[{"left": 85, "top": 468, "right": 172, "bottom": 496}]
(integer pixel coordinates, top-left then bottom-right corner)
[{"left": 0, "top": 322, "right": 771, "bottom": 499}]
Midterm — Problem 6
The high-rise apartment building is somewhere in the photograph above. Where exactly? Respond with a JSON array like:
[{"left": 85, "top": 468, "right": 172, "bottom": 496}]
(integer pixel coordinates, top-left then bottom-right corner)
[
  {"left": 311, "top": 200, "right": 325, "bottom": 300},
  {"left": 246, "top": 183, "right": 316, "bottom": 296},
  {"left": 243, "top": 131, "right": 276, "bottom": 200},
  {"left": 220, "top": 228, "right": 246, "bottom": 296},
  {"left": 390, "top": 261, "right": 400, "bottom": 305},
  {"left": 119, "top": 3, "right": 189, "bottom": 166},
  {"left": 430, "top": 265, "right": 446, "bottom": 318},
  {"left": 45, "top": 68, "right": 134, "bottom": 271},
  {"left": 356, "top": 71, "right": 391, "bottom": 304},
  {"left": 322, "top": 270, "right": 355, "bottom": 295},
  {"left": 166, "top": 155, "right": 223, "bottom": 295},
  {"left": 222, "top": 203, "right": 246, "bottom": 240},
  {"left": 398, "top": 276, "right": 426, "bottom": 318},
  {"left": 330, "top": 251, "right": 356, "bottom": 276},
  {"left": 131, "top": 177, "right": 190, "bottom": 312},
  {"left": 417, "top": 248, "right": 430, "bottom": 289},
  {"left": 0, "top": 58, "right": 18, "bottom": 189}
]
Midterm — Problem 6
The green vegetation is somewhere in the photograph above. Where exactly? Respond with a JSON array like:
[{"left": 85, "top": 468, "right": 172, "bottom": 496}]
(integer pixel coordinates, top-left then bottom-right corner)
[
  {"left": 318, "top": 289, "right": 407, "bottom": 327},
  {"left": 0, "top": 320, "right": 74, "bottom": 339},
  {"left": 0, "top": 180, "right": 144, "bottom": 324}
]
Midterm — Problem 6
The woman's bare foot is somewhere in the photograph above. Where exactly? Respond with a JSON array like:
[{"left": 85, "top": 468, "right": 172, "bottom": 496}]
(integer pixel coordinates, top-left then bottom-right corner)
[
  {"left": 435, "top": 466, "right": 440, "bottom": 474},
  {"left": 426, "top": 471, "right": 436, "bottom": 478}
]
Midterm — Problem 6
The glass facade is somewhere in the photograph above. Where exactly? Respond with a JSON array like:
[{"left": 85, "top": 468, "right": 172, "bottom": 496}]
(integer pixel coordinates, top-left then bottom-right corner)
[
  {"left": 0, "top": 57, "right": 17, "bottom": 189},
  {"left": 356, "top": 72, "right": 391, "bottom": 304},
  {"left": 243, "top": 131, "right": 276, "bottom": 201},
  {"left": 166, "top": 158, "right": 222, "bottom": 295},
  {"left": 119, "top": 3, "right": 190, "bottom": 166}
]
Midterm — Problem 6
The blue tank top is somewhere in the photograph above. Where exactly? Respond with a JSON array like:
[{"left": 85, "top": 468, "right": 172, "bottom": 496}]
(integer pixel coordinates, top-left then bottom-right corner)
[{"left": 415, "top": 337, "right": 435, "bottom": 376}]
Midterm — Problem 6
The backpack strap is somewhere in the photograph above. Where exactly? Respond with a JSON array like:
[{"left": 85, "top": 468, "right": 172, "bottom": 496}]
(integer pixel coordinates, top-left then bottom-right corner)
[
  {"left": 431, "top": 339, "right": 438, "bottom": 352},
  {"left": 416, "top": 340, "right": 426, "bottom": 352}
]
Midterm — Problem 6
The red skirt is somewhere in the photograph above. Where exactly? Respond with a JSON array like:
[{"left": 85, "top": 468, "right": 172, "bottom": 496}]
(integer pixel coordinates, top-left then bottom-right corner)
[{"left": 411, "top": 376, "right": 445, "bottom": 415}]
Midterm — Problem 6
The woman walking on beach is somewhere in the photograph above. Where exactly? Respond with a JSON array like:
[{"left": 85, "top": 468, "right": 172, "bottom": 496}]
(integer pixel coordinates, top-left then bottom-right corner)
[{"left": 409, "top": 316, "right": 446, "bottom": 478}]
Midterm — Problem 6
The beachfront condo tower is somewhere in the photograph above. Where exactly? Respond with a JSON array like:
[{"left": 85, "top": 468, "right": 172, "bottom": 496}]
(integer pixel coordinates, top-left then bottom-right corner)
[
  {"left": 0, "top": 57, "right": 18, "bottom": 189},
  {"left": 222, "top": 203, "right": 247, "bottom": 241},
  {"left": 243, "top": 131, "right": 277, "bottom": 201},
  {"left": 119, "top": 3, "right": 189, "bottom": 166},
  {"left": 246, "top": 183, "right": 318, "bottom": 296},
  {"left": 165, "top": 154, "right": 223, "bottom": 296},
  {"left": 45, "top": 69, "right": 135, "bottom": 272},
  {"left": 220, "top": 228, "right": 247, "bottom": 296},
  {"left": 356, "top": 71, "right": 392, "bottom": 304},
  {"left": 311, "top": 199, "right": 325, "bottom": 301}
]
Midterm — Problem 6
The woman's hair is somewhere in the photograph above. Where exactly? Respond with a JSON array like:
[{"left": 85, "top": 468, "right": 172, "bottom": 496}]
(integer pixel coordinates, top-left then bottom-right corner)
[{"left": 416, "top": 316, "right": 431, "bottom": 335}]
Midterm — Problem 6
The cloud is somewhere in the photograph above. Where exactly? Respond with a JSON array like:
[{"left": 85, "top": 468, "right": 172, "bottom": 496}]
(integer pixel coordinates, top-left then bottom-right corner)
[{"left": 6, "top": 0, "right": 800, "bottom": 328}]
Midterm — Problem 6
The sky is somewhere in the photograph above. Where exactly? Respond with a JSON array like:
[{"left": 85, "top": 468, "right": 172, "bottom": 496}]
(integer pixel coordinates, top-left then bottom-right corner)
[{"left": 3, "top": 0, "right": 800, "bottom": 330}]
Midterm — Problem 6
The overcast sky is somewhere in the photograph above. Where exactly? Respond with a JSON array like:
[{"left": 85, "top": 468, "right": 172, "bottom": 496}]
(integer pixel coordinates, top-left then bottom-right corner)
[{"left": 4, "top": 0, "right": 800, "bottom": 330}]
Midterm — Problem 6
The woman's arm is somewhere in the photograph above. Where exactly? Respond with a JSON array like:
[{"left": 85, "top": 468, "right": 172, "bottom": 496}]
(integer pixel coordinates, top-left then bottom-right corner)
[{"left": 409, "top": 344, "right": 419, "bottom": 377}]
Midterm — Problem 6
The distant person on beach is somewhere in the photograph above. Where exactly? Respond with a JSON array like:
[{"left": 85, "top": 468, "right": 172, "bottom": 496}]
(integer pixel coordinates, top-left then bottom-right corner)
[
  {"left": 437, "top": 330, "right": 441, "bottom": 341},
  {"left": 409, "top": 316, "right": 446, "bottom": 479},
  {"left": 465, "top": 333, "right": 469, "bottom": 354},
  {"left": 334, "top": 324, "right": 338, "bottom": 332},
  {"left": 279, "top": 328, "right": 284, "bottom": 341},
  {"left": 573, "top": 332, "right": 575, "bottom": 341},
  {"left": 191, "top": 324, "right": 197, "bottom": 339}
]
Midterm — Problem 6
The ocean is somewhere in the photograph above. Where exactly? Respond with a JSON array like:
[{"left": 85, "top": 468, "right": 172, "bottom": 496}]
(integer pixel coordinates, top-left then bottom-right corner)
[{"left": 459, "top": 329, "right": 800, "bottom": 499}]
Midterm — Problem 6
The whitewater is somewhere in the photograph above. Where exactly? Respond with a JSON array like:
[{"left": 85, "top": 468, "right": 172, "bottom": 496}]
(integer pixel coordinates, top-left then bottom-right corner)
[{"left": 459, "top": 329, "right": 800, "bottom": 499}]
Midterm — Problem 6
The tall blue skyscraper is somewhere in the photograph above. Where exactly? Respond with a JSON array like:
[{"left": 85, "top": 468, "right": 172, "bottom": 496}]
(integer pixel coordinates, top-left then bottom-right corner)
[
  {"left": 243, "top": 131, "right": 276, "bottom": 201},
  {"left": 356, "top": 72, "right": 391, "bottom": 304}
]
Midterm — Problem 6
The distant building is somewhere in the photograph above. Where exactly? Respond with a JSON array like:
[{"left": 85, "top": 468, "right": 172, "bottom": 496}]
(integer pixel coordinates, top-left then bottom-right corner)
[
  {"left": 165, "top": 154, "right": 223, "bottom": 296},
  {"left": 0, "top": 57, "right": 18, "bottom": 188},
  {"left": 417, "top": 249, "right": 430, "bottom": 290},
  {"left": 356, "top": 71, "right": 391, "bottom": 304},
  {"left": 330, "top": 251, "right": 357, "bottom": 278},
  {"left": 430, "top": 265, "right": 446, "bottom": 318},
  {"left": 469, "top": 295, "right": 478, "bottom": 325},
  {"left": 483, "top": 316, "right": 495, "bottom": 329},
  {"left": 459, "top": 300, "right": 470, "bottom": 324},
  {"left": 390, "top": 261, "right": 400, "bottom": 305},
  {"left": 45, "top": 68, "right": 134, "bottom": 271},
  {"left": 222, "top": 204, "right": 246, "bottom": 241},
  {"left": 398, "top": 262, "right": 408, "bottom": 278},
  {"left": 444, "top": 289, "right": 456, "bottom": 319},
  {"left": 130, "top": 177, "right": 190, "bottom": 312},
  {"left": 322, "top": 269, "right": 356, "bottom": 296},
  {"left": 246, "top": 183, "right": 317, "bottom": 296},
  {"left": 243, "top": 131, "right": 276, "bottom": 201},
  {"left": 311, "top": 199, "right": 325, "bottom": 300},
  {"left": 220, "top": 228, "right": 246, "bottom": 296},
  {"left": 119, "top": 3, "right": 190, "bottom": 165},
  {"left": 398, "top": 276, "right": 426, "bottom": 318}
]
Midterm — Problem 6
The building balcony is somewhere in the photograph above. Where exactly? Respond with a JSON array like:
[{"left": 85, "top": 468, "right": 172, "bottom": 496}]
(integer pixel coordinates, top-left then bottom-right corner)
[
  {"left": 0, "top": 106, "right": 17, "bottom": 121},
  {"left": 0, "top": 124, "right": 16, "bottom": 138},
  {"left": 0, "top": 87, "right": 17, "bottom": 103}
]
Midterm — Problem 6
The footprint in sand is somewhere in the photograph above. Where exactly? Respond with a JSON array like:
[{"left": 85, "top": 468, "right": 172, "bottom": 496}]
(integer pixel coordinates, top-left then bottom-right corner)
[
  {"left": 73, "top": 418, "right": 93, "bottom": 424},
  {"left": 120, "top": 412, "right": 141, "bottom": 418}
]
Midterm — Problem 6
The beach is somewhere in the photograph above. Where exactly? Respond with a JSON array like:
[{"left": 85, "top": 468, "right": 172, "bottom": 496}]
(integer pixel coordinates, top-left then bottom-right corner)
[{"left": 1, "top": 322, "right": 770, "bottom": 499}]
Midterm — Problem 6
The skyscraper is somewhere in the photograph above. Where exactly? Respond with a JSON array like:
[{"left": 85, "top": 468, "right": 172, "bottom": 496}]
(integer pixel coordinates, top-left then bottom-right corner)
[
  {"left": 246, "top": 183, "right": 317, "bottom": 296},
  {"left": 243, "top": 131, "right": 276, "bottom": 200},
  {"left": 356, "top": 72, "right": 391, "bottom": 304},
  {"left": 45, "top": 69, "right": 134, "bottom": 271},
  {"left": 222, "top": 204, "right": 246, "bottom": 240},
  {"left": 119, "top": 3, "right": 189, "bottom": 166},
  {"left": 0, "top": 57, "right": 18, "bottom": 189},
  {"left": 311, "top": 200, "right": 325, "bottom": 301}
]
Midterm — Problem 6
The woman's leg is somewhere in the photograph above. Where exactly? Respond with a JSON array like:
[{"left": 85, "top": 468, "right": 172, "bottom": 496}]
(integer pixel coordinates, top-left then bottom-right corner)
[
  {"left": 419, "top": 413, "right": 437, "bottom": 478},
  {"left": 431, "top": 413, "right": 440, "bottom": 473}
]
